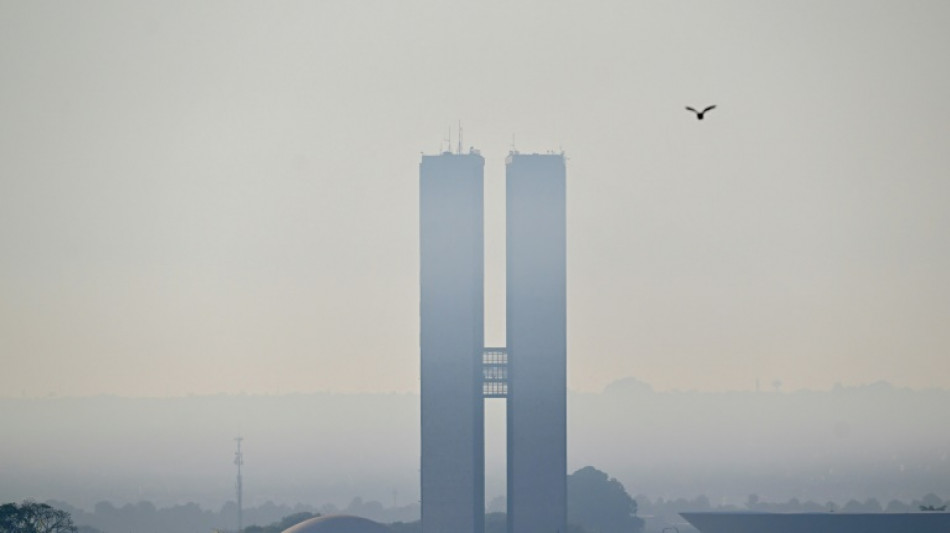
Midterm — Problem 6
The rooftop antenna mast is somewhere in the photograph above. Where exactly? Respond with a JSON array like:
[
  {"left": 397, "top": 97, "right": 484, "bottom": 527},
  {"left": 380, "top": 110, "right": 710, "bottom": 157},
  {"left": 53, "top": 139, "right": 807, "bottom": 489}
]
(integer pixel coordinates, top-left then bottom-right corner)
[
  {"left": 234, "top": 437, "right": 244, "bottom": 533},
  {"left": 457, "top": 120, "right": 463, "bottom": 154}
]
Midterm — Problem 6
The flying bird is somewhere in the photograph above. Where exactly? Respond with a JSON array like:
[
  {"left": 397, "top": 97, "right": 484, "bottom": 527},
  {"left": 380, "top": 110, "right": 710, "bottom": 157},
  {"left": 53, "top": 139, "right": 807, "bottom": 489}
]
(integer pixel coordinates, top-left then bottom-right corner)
[{"left": 686, "top": 105, "right": 716, "bottom": 120}]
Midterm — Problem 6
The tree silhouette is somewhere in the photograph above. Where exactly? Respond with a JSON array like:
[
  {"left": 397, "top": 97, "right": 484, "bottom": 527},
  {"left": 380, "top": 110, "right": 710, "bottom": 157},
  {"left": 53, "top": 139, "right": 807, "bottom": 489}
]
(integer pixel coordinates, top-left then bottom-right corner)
[
  {"left": 0, "top": 501, "right": 78, "bottom": 533},
  {"left": 568, "top": 466, "right": 644, "bottom": 533}
]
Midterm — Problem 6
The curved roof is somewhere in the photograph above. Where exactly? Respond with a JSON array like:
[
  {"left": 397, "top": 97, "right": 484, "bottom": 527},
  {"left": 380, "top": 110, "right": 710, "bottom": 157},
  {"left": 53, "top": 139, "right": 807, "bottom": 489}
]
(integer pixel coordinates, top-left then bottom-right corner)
[{"left": 282, "top": 514, "right": 393, "bottom": 533}]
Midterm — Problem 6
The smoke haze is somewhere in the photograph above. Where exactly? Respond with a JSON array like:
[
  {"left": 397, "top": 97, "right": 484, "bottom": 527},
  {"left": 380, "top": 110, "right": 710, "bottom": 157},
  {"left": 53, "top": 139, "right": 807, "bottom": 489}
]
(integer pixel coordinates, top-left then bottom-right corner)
[
  {"left": 3, "top": 2, "right": 950, "bottom": 527},
  {"left": 3, "top": 2, "right": 950, "bottom": 398},
  {"left": 2, "top": 382, "right": 947, "bottom": 510}
]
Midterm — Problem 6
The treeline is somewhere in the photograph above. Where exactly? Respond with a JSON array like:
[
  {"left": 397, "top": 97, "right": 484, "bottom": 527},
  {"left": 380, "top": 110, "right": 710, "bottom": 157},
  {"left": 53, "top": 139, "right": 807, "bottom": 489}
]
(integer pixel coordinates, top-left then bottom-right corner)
[
  {"left": 43, "top": 491, "right": 950, "bottom": 533},
  {"left": 52, "top": 465, "right": 643, "bottom": 533},
  {"left": 50, "top": 497, "right": 418, "bottom": 533}
]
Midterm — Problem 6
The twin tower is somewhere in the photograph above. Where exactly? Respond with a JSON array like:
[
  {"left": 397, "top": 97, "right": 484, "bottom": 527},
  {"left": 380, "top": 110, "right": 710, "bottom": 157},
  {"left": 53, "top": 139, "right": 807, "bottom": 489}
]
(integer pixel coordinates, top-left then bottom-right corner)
[{"left": 420, "top": 150, "right": 567, "bottom": 533}]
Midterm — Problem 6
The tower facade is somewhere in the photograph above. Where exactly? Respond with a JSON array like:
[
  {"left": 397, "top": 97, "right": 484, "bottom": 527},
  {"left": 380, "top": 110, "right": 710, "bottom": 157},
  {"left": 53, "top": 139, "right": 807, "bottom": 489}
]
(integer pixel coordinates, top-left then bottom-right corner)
[
  {"left": 419, "top": 150, "right": 565, "bottom": 533},
  {"left": 419, "top": 152, "right": 486, "bottom": 533},
  {"left": 506, "top": 153, "right": 567, "bottom": 533}
]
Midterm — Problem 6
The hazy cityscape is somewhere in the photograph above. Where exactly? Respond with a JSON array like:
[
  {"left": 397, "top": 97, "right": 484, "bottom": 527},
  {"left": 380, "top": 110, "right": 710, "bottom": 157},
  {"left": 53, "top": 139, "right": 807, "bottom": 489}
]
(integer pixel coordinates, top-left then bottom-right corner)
[
  {"left": 3, "top": 1, "right": 950, "bottom": 533},
  {"left": 3, "top": 381, "right": 949, "bottom": 531}
]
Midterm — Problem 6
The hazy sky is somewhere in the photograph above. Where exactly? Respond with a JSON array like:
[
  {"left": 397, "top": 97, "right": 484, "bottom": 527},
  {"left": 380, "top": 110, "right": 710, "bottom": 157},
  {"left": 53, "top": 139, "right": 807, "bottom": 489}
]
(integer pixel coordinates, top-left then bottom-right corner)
[{"left": 2, "top": 1, "right": 949, "bottom": 397}]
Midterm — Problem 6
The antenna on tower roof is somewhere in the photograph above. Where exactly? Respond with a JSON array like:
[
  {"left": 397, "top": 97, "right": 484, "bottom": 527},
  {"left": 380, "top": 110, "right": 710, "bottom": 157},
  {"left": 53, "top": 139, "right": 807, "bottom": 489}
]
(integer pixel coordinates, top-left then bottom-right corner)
[{"left": 458, "top": 120, "right": 463, "bottom": 155}]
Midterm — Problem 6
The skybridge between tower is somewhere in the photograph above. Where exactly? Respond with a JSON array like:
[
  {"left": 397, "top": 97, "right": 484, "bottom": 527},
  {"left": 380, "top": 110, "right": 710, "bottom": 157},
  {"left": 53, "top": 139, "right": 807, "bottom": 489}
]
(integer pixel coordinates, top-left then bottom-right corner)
[{"left": 482, "top": 347, "right": 508, "bottom": 398}]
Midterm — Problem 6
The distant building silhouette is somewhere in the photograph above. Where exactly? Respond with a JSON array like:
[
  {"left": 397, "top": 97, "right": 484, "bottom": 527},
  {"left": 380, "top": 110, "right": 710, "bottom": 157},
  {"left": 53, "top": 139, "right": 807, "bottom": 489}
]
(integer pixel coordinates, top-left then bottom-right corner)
[
  {"left": 681, "top": 511, "right": 950, "bottom": 533},
  {"left": 419, "top": 150, "right": 567, "bottom": 533}
]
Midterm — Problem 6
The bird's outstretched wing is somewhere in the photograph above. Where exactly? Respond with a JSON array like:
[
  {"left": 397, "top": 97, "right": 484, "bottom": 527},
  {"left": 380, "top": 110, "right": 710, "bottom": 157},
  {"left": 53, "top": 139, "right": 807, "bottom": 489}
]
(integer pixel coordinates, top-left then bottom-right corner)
[
  {"left": 685, "top": 106, "right": 698, "bottom": 114},
  {"left": 701, "top": 105, "right": 717, "bottom": 114}
]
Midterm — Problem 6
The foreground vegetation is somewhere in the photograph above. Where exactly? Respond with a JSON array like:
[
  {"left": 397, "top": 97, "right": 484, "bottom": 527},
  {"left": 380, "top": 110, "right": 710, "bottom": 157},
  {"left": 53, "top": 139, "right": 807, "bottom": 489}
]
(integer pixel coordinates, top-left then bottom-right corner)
[{"left": 0, "top": 501, "right": 77, "bottom": 533}]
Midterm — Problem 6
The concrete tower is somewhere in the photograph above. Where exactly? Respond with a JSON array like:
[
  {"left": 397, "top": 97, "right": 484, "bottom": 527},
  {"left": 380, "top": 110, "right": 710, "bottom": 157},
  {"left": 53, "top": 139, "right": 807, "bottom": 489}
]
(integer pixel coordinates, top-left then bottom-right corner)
[
  {"left": 506, "top": 153, "right": 567, "bottom": 533},
  {"left": 419, "top": 149, "right": 565, "bottom": 533},
  {"left": 419, "top": 152, "right": 485, "bottom": 533}
]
